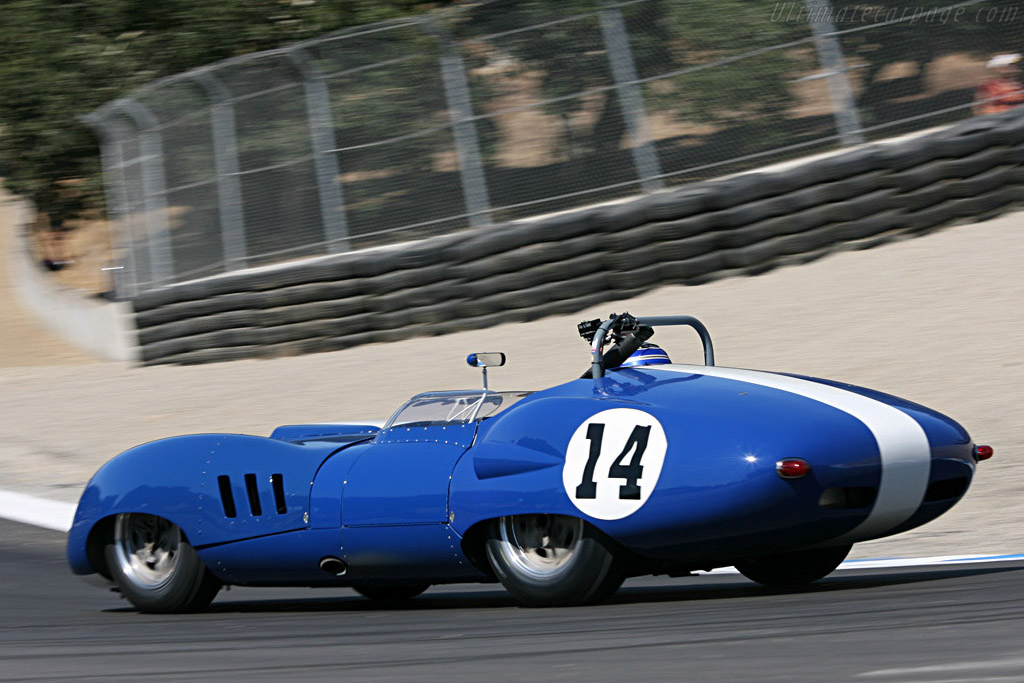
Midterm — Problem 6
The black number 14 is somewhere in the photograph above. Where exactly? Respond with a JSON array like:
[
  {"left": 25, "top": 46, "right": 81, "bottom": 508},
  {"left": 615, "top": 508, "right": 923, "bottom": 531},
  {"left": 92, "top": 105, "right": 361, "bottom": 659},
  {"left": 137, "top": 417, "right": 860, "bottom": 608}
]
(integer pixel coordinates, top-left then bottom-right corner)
[{"left": 575, "top": 423, "right": 651, "bottom": 500}]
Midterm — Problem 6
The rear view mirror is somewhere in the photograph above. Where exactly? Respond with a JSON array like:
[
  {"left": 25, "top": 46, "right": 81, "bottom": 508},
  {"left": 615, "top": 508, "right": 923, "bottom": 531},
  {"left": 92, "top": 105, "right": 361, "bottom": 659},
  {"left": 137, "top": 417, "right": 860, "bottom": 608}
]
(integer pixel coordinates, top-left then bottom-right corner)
[{"left": 467, "top": 352, "right": 506, "bottom": 368}]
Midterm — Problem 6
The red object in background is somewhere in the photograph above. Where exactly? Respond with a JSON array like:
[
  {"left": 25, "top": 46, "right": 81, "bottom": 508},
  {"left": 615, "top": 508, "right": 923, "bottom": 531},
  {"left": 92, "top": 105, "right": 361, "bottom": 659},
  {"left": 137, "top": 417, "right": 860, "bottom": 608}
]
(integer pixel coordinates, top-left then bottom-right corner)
[{"left": 975, "top": 78, "right": 1024, "bottom": 115}]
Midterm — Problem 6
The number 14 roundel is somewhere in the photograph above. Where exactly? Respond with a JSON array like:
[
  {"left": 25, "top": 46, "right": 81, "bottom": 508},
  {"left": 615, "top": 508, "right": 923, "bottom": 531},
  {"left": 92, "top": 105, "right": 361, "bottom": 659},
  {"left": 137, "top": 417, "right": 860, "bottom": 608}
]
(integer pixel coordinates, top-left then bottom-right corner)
[{"left": 562, "top": 408, "right": 668, "bottom": 520}]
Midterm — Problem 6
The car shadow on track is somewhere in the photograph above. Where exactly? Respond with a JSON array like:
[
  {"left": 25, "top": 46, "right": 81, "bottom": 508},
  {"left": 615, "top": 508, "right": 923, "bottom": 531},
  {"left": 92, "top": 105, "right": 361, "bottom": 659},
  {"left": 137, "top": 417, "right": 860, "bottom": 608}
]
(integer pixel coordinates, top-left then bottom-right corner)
[
  {"left": 102, "top": 564, "right": 1024, "bottom": 614},
  {"left": 612, "top": 564, "right": 1024, "bottom": 606}
]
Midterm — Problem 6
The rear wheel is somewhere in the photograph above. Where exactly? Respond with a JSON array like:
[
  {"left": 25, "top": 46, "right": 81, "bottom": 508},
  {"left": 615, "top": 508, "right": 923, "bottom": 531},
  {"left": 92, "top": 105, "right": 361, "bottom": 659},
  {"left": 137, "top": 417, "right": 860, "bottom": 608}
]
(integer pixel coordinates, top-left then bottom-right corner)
[
  {"left": 104, "top": 513, "right": 221, "bottom": 613},
  {"left": 352, "top": 583, "right": 430, "bottom": 602},
  {"left": 485, "top": 514, "right": 623, "bottom": 607},
  {"left": 735, "top": 544, "right": 852, "bottom": 587}
]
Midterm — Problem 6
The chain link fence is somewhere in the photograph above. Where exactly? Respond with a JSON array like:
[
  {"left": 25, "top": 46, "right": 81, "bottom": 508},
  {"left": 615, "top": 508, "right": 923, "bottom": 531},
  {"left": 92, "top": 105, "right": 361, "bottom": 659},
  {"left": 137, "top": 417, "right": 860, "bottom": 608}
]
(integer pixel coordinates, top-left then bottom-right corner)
[{"left": 85, "top": 0, "right": 1021, "bottom": 297}]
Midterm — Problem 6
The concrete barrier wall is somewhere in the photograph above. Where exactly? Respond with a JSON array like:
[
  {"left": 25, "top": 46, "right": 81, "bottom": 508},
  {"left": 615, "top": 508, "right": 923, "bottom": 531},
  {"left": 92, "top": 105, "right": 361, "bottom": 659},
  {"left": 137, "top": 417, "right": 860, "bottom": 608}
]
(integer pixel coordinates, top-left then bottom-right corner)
[
  {"left": 133, "top": 108, "right": 1024, "bottom": 366},
  {"left": 5, "top": 195, "right": 138, "bottom": 363}
]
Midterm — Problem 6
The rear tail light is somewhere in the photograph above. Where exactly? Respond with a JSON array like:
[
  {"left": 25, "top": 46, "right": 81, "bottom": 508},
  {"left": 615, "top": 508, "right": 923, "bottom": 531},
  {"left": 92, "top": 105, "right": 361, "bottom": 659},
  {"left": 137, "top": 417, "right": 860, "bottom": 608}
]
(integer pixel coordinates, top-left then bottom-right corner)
[
  {"left": 974, "top": 445, "right": 994, "bottom": 461},
  {"left": 776, "top": 458, "right": 811, "bottom": 479}
]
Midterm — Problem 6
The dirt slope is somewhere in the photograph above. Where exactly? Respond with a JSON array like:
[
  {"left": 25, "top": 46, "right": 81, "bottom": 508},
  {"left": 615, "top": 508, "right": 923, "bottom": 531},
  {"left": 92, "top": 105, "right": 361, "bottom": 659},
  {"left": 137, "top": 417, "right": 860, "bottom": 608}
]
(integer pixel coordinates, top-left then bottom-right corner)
[{"left": 0, "top": 190, "right": 96, "bottom": 367}]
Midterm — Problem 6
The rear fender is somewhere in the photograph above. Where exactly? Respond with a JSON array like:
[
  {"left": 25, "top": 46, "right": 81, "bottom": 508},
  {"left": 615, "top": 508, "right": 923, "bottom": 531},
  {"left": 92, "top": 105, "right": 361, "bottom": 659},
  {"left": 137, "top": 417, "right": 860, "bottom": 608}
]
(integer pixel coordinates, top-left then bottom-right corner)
[{"left": 448, "top": 390, "right": 882, "bottom": 559}]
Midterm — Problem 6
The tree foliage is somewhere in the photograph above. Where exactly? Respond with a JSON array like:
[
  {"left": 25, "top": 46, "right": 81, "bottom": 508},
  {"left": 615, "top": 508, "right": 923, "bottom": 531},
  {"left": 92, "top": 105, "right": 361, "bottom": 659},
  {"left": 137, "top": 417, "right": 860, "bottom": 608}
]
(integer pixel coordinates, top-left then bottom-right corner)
[
  {"left": 0, "top": 0, "right": 443, "bottom": 227},
  {"left": 2, "top": 0, "right": 1014, "bottom": 228},
  {"left": 829, "top": 0, "right": 1020, "bottom": 112},
  {"left": 454, "top": 0, "right": 815, "bottom": 158}
]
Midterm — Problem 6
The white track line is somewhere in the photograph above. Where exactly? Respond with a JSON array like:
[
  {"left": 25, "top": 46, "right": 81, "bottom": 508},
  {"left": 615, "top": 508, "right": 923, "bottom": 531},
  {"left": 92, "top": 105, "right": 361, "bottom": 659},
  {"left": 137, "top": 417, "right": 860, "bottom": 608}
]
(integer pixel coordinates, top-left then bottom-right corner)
[
  {"left": 2, "top": 490, "right": 1022, "bottom": 571},
  {"left": 0, "top": 490, "right": 76, "bottom": 532},
  {"left": 699, "top": 552, "right": 1024, "bottom": 575}
]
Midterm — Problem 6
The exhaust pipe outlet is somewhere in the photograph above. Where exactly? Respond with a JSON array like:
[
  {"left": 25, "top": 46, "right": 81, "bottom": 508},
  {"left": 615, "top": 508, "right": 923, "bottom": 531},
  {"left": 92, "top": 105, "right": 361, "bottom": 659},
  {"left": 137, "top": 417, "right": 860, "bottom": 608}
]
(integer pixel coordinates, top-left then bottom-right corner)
[{"left": 319, "top": 556, "right": 348, "bottom": 576}]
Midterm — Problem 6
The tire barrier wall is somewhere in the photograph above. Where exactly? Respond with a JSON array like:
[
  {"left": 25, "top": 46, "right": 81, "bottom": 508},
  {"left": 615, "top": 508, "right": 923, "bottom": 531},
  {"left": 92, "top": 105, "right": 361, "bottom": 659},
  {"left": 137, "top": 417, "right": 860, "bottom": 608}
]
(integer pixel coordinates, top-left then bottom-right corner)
[{"left": 133, "top": 108, "right": 1024, "bottom": 365}]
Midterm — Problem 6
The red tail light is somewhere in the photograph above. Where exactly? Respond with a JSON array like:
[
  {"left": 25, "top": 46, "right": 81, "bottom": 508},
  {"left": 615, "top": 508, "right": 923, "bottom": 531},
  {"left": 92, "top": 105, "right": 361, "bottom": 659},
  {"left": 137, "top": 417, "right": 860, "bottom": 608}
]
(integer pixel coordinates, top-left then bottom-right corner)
[
  {"left": 975, "top": 445, "right": 994, "bottom": 461},
  {"left": 776, "top": 458, "right": 811, "bottom": 479}
]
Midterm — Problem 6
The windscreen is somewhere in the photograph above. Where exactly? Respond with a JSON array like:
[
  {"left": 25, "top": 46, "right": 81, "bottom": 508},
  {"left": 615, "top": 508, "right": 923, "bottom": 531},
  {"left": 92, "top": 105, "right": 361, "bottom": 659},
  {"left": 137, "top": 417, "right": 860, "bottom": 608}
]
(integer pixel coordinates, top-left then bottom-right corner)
[{"left": 384, "top": 391, "right": 532, "bottom": 429}]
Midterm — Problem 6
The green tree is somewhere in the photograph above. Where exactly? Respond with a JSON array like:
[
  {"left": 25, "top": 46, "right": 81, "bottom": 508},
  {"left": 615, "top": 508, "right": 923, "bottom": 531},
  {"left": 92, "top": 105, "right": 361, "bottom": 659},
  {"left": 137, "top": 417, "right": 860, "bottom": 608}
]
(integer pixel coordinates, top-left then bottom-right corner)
[
  {"left": 830, "top": 0, "right": 1021, "bottom": 118},
  {"left": 453, "top": 0, "right": 814, "bottom": 159},
  {"left": 0, "top": 0, "right": 444, "bottom": 227}
]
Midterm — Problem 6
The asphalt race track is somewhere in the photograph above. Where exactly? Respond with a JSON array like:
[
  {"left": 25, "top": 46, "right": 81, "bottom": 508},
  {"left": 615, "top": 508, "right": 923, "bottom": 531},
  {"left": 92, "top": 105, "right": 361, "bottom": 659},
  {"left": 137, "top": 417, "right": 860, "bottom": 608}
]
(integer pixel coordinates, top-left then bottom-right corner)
[{"left": 4, "top": 519, "right": 1023, "bottom": 683}]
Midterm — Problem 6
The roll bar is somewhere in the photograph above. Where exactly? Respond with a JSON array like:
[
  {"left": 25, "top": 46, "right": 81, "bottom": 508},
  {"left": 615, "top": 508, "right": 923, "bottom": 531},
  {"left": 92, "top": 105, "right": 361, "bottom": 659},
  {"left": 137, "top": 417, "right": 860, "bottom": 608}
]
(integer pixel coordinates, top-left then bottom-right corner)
[{"left": 590, "top": 314, "right": 715, "bottom": 379}]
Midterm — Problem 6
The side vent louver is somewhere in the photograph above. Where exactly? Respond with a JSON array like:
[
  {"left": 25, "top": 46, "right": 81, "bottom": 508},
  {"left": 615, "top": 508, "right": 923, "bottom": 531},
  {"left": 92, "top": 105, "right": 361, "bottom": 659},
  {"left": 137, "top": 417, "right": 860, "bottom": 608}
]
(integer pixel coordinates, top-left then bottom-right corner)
[
  {"left": 220, "top": 473, "right": 288, "bottom": 518},
  {"left": 244, "top": 473, "right": 263, "bottom": 516},
  {"left": 271, "top": 473, "right": 287, "bottom": 514},
  {"left": 217, "top": 475, "right": 237, "bottom": 518}
]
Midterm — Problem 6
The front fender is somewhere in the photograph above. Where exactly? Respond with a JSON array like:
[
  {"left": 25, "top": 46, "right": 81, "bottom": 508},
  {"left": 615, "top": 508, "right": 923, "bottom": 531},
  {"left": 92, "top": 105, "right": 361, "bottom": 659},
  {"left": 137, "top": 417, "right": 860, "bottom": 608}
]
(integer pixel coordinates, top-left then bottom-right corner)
[{"left": 67, "top": 434, "right": 338, "bottom": 575}]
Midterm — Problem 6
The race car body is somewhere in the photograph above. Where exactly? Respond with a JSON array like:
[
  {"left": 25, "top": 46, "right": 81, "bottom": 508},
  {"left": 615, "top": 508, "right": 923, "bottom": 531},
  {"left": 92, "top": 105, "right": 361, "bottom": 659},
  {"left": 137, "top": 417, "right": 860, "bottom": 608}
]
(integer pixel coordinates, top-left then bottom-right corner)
[{"left": 67, "top": 314, "right": 987, "bottom": 611}]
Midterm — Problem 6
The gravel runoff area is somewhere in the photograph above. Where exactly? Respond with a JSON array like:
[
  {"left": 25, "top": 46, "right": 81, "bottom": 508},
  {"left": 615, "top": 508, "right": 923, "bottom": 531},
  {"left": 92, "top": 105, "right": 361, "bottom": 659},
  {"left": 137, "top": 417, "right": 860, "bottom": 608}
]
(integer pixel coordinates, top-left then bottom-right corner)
[{"left": 1, "top": 198, "right": 1021, "bottom": 561}]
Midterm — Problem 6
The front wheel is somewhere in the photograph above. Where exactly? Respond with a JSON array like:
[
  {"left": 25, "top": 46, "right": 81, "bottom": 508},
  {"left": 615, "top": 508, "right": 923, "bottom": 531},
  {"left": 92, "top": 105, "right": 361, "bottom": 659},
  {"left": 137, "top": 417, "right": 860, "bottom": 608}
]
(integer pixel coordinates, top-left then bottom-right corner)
[
  {"left": 735, "top": 544, "right": 852, "bottom": 587},
  {"left": 104, "top": 513, "right": 221, "bottom": 613},
  {"left": 485, "top": 514, "right": 623, "bottom": 607}
]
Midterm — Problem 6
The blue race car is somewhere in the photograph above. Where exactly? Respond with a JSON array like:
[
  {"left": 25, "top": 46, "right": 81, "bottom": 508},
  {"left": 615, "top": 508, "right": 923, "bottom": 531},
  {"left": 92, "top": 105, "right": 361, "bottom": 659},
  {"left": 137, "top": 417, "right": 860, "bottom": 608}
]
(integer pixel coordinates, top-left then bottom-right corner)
[{"left": 67, "top": 313, "right": 990, "bottom": 611}]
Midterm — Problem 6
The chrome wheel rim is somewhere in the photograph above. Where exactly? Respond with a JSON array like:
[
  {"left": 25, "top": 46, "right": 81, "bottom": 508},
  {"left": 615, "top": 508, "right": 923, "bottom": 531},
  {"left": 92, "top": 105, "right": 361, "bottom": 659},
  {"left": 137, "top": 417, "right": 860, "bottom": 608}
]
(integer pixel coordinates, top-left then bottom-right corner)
[
  {"left": 497, "top": 514, "right": 582, "bottom": 581},
  {"left": 112, "top": 513, "right": 181, "bottom": 589}
]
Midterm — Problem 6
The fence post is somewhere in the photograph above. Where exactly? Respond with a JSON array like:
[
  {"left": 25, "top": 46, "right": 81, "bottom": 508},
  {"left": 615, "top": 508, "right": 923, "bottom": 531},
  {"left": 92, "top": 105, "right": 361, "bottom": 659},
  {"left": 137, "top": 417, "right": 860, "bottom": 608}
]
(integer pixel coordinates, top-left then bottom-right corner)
[
  {"left": 598, "top": 3, "right": 663, "bottom": 192},
  {"left": 192, "top": 70, "right": 248, "bottom": 270},
  {"left": 804, "top": 0, "right": 864, "bottom": 146},
  {"left": 288, "top": 47, "right": 350, "bottom": 253},
  {"left": 82, "top": 112, "right": 139, "bottom": 299},
  {"left": 114, "top": 99, "right": 175, "bottom": 288},
  {"left": 433, "top": 20, "right": 493, "bottom": 228}
]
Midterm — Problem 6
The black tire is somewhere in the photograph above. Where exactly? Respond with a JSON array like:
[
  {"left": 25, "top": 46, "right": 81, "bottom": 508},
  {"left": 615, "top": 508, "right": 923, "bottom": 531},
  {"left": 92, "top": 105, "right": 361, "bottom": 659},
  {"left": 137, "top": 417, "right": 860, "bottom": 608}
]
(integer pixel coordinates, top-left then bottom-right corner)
[
  {"left": 719, "top": 209, "right": 819, "bottom": 249},
  {"left": 811, "top": 146, "right": 883, "bottom": 181},
  {"left": 949, "top": 165, "right": 1012, "bottom": 198},
  {"left": 656, "top": 252, "right": 725, "bottom": 284},
  {"left": 773, "top": 184, "right": 829, "bottom": 214},
  {"left": 834, "top": 209, "right": 901, "bottom": 241},
  {"left": 715, "top": 197, "right": 780, "bottom": 229},
  {"left": 704, "top": 174, "right": 783, "bottom": 210},
  {"left": 877, "top": 138, "right": 938, "bottom": 171},
  {"left": 104, "top": 513, "right": 221, "bottom": 613},
  {"left": 640, "top": 187, "right": 708, "bottom": 222},
  {"left": 606, "top": 215, "right": 711, "bottom": 251},
  {"left": 142, "top": 345, "right": 266, "bottom": 366},
  {"left": 891, "top": 160, "right": 952, "bottom": 193},
  {"left": 485, "top": 514, "right": 623, "bottom": 607},
  {"left": 735, "top": 544, "right": 851, "bottom": 587},
  {"left": 352, "top": 583, "right": 430, "bottom": 602},
  {"left": 890, "top": 180, "right": 957, "bottom": 213},
  {"left": 904, "top": 202, "right": 954, "bottom": 234},
  {"left": 937, "top": 122, "right": 1002, "bottom": 158},
  {"left": 947, "top": 146, "right": 1010, "bottom": 178},
  {"left": 591, "top": 201, "right": 649, "bottom": 232},
  {"left": 828, "top": 170, "right": 891, "bottom": 201},
  {"left": 993, "top": 115, "right": 1024, "bottom": 145},
  {"left": 829, "top": 189, "right": 895, "bottom": 222}
]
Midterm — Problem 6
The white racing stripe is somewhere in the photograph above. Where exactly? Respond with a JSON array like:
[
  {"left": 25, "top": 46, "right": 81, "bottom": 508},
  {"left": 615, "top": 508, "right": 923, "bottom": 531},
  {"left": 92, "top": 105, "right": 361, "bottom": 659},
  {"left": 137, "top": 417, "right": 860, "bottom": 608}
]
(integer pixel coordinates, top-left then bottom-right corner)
[{"left": 656, "top": 364, "right": 932, "bottom": 542}]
